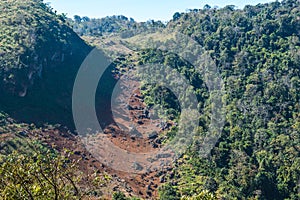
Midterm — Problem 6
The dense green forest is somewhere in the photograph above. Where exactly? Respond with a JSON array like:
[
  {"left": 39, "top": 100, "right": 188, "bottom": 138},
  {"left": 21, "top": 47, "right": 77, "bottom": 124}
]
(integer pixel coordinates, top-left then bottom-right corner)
[
  {"left": 160, "top": 1, "right": 300, "bottom": 199},
  {"left": 0, "top": 0, "right": 300, "bottom": 199},
  {"left": 71, "top": 15, "right": 165, "bottom": 37},
  {"left": 167, "top": 1, "right": 300, "bottom": 199}
]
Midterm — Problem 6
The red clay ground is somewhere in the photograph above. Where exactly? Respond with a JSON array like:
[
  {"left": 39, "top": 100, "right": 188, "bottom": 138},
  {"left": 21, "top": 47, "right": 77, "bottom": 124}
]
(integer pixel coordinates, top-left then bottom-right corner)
[
  {"left": 29, "top": 128, "right": 163, "bottom": 199},
  {"left": 0, "top": 67, "right": 176, "bottom": 199},
  {"left": 26, "top": 75, "right": 174, "bottom": 199}
]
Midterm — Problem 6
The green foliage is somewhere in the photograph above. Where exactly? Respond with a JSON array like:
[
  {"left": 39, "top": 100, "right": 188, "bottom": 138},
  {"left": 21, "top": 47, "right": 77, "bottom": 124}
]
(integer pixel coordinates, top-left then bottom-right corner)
[
  {"left": 181, "top": 190, "right": 217, "bottom": 200},
  {"left": 111, "top": 1, "right": 300, "bottom": 199},
  {"left": 71, "top": 15, "right": 165, "bottom": 37},
  {"left": 159, "top": 183, "right": 181, "bottom": 200},
  {"left": 1, "top": 0, "right": 300, "bottom": 199},
  {"left": 112, "top": 191, "right": 141, "bottom": 200},
  {"left": 163, "top": 1, "right": 300, "bottom": 199},
  {"left": 0, "top": 145, "right": 82, "bottom": 199},
  {"left": 113, "top": 191, "right": 127, "bottom": 200},
  {"left": 0, "top": 0, "right": 91, "bottom": 127}
]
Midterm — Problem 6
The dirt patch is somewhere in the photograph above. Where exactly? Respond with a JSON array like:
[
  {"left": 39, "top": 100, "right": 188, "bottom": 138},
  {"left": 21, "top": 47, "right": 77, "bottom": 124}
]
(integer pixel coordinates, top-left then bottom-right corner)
[
  {"left": 27, "top": 71, "right": 174, "bottom": 199},
  {"left": 28, "top": 127, "right": 164, "bottom": 199}
]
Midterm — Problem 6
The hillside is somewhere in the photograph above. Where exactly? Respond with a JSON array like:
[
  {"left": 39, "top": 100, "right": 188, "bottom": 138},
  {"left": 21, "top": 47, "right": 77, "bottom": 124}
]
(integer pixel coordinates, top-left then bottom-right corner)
[
  {"left": 0, "top": 0, "right": 91, "bottom": 126},
  {"left": 0, "top": 0, "right": 164, "bottom": 199},
  {"left": 0, "top": 0, "right": 300, "bottom": 200},
  {"left": 141, "top": 1, "right": 300, "bottom": 199},
  {"left": 71, "top": 15, "right": 165, "bottom": 37},
  {"left": 81, "top": 1, "right": 300, "bottom": 199}
]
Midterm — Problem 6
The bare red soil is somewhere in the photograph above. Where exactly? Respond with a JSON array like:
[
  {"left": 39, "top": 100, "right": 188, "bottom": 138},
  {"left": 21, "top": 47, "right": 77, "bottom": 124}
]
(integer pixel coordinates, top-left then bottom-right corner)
[{"left": 26, "top": 77, "right": 173, "bottom": 199}]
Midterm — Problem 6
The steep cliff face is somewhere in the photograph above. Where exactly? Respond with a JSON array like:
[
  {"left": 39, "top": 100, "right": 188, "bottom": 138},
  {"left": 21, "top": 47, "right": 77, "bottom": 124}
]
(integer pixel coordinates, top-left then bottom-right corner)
[{"left": 0, "top": 0, "right": 92, "bottom": 127}]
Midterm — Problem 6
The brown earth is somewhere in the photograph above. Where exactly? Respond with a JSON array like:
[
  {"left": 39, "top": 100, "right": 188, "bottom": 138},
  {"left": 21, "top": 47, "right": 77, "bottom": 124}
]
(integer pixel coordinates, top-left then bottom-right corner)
[
  {"left": 29, "top": 128, "right": 163, "bottom": 199},
  {"left": 0, "top": 67, "right": 175, "bottom": 199},
  {"left": 26, "top": 74, "right": 174, "bottom": 199}
]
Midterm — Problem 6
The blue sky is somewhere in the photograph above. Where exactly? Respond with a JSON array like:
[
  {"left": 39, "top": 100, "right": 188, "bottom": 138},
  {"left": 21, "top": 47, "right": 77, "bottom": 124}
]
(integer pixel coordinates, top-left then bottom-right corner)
[{"left": 47, "top": 0, "right": 273, "bottom": 22}]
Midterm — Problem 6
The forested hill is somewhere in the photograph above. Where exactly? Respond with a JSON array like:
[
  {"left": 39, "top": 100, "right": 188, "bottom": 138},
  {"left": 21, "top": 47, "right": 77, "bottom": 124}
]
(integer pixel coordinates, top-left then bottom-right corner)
[
  {"left": 71, "top": 15, "right": 166, "bottom": 37},
  {"left": 0, "top": 0, "right": 299, "bottom": 199},
  {"left": 0, "top": 0, "right": 91, "bottom": 125},
  {"left": 74, "top": 0, "right": 300, "bottom": 198},
  {"left": 154, "top": 1, "right": 300, "bottom": 199}
]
